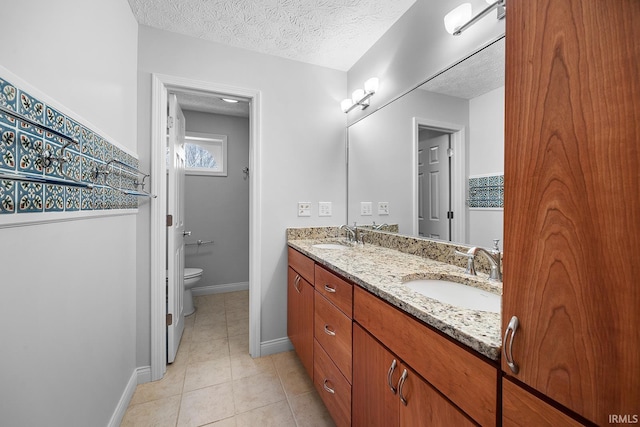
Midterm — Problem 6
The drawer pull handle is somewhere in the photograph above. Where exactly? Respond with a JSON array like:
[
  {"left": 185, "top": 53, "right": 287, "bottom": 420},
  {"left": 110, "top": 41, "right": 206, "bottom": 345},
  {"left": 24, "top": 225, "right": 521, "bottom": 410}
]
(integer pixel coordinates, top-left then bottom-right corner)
[
  {"left": 294, "top": 275, "right": 301, "bottom": 293},
  {"left": 398, "top": 369, "right": 408, "bottom": 406},
  {"left": 323, "top": 379, "right": 335, "bottom": 394},
  {"left": 324, "top": 284, "right": 336, "bottom": 293},
  {"left": 324, "top": 324, "right": 336, "bottom": 336},
  {"left": 503, "top": 315, "right": 520, "bottom": 374},
  {"left": 387, "top": 359, "right": 398, "bottom": 394}
]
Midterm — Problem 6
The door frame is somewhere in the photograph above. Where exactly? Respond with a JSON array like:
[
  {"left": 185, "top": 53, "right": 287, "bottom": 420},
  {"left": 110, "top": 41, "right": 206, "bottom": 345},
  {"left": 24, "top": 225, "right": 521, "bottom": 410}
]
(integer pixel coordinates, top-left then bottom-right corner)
[
  {"left": 412, "top": 117, "right": 466, "bottom": 243},
  {"left": 150, "top": 73, "right": 262, "bottom": 381}
]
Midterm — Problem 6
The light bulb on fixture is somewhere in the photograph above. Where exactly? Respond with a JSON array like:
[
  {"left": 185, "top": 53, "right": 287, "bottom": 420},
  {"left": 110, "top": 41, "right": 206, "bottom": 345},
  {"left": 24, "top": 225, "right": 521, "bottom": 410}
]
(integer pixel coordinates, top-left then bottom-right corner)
[
  {"left": 221, "top": 98, "right": 239, "bottom": 103},
  {"left": 340, "top": 77, "right": 379, "bottom": 113},
  {"left": 444, "top": 3, "right": 472, "bottom": 35},
  {"left": 364, "top": 77, "right": 379, "bottom": 94}
]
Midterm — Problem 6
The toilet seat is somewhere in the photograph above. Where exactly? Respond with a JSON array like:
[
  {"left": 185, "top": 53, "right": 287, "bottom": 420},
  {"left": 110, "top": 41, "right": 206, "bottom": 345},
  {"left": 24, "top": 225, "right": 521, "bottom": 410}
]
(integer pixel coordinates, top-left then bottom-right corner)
[{"left": 184, "top": 267, "right": 203, "bottom": 279}]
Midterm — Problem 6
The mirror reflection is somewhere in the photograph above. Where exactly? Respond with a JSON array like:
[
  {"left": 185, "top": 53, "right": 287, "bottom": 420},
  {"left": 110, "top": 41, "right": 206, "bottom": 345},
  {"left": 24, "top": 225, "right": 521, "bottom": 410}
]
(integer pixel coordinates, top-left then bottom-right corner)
[{"left": 347, "top": 37, "right": 504, "bottom": 248}]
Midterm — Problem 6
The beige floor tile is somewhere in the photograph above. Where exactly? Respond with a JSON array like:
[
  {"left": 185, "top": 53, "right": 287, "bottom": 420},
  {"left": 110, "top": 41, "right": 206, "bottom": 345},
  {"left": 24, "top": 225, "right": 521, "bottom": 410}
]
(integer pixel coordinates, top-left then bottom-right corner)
[
  {"left": 225, "top": 307, "right": 249, "bottom": 323},
  {"left": 230, "top": 353, "right": 276, "bottom": 380},
  {"left": 177, "top": 383, "right": 236, "bottom": 427},
  {"left": 121, "top": 395, "right": 181, "bottom": 427},
  {"left": 129, "top": 363, "right": 186, "bottom": 406},
  {"left": 203, "top": 417, "right": 237, "bottom": 426},
  {"left": 192, "top": 321, "right": 228, "bottom": 342},
  {"left": 289, "top": 390, "right": 336, "bottom": 427},
  {"left": 189, "top": 337, "right": 230, "bottom": 363},
  {"left": 235, "top": 400, "right": 296, "bottom": 427},
  {"left": 232, "top": 371, "right": 287, "bottom": 414},
  {"left": 195, "top": 311, "right": 227, "bottom": 328},
  {"left": 227, "top": 317, "right": 249, "bottom": 337},
  {"left": 228, "top": 334, "right": 249, "bottom": 355},
  {"left": 272, "top": 351, "right": 314, "bottom": 397},
  {"left": 183, "top": 356, "right": 232, "bottom": 392}
]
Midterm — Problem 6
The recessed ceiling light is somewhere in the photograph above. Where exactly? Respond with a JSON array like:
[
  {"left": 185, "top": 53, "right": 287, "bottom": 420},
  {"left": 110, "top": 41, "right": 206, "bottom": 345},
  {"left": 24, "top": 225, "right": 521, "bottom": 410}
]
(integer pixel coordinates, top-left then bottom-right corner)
[{"left": 221, "top": 98, "right": 239, "bottom": 103}]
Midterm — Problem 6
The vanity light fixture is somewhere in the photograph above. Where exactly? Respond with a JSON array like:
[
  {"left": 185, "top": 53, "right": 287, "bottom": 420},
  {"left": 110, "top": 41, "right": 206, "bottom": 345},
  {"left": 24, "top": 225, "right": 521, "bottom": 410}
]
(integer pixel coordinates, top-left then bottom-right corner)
[
  {"left": 444, "top": 0, "right": 505, "bottom": 36},
  {"left": 341, "top": 77, "right": 379, "bottom": 113}
]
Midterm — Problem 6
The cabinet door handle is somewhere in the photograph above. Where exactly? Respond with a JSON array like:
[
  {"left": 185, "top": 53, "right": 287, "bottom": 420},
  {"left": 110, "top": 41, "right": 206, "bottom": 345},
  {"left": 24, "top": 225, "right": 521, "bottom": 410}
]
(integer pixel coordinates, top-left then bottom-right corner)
[
  {"left": 324, "top": 324, "right": 336, "bottom": 336},
  {"left": 323, "top": 379, "right": 335, "bottom": 394},
  {"left": 294, "top": 275, "right": 301, "bottom": 293},
  {"left": 398, "top": 369, "right": 408, "bottom": 406},
  {"left": 387, "top": 359, "right": 398, "bottom": 394},
  {"left": 503, "top": 315, "right": 520, "bottom": 374},
  {"left": 324, "top": 284, "right": 336, "bottom": 293}
]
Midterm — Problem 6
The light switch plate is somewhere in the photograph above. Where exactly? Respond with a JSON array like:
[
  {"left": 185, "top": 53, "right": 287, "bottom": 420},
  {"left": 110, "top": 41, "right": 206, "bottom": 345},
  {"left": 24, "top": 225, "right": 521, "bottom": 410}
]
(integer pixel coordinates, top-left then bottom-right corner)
[
  {"left": 361, "top": 201, "right": 373, "bottom": 216},
  {"left": 318, "top": 201, "right": 332, "bottom": 217},
  {"left": 298, "top": 202, "right": 311, "bottom": 217},
  {"left": 378, "top": 201, "right": 389, "bottom": 215}
]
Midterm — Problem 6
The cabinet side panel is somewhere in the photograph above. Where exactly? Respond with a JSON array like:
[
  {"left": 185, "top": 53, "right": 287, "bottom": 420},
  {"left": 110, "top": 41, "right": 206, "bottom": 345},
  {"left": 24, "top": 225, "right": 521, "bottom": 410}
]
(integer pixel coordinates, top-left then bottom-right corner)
[{"left": 503, "top": 0, "right": 640, "bottom": 424}]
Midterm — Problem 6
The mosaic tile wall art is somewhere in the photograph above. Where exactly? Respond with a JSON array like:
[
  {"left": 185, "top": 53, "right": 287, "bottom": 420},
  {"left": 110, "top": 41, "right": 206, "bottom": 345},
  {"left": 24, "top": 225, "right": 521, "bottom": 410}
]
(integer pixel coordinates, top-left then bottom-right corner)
[
  {"left": 0, "top": 75, "right": 146, "bottom": 215},
  {"left": 467, "top": 174, "right": 504, "bottom": 208}
]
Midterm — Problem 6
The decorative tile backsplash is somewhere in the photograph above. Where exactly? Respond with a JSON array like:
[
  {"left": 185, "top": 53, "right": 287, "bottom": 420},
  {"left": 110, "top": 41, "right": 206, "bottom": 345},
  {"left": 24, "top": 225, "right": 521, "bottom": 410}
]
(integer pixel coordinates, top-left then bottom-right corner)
[
  {"left": 0, "top": 75, "right": 141, "bottom": 215},
  {"left": 467, "top": 174, "right": 504, "bottom": 208}
]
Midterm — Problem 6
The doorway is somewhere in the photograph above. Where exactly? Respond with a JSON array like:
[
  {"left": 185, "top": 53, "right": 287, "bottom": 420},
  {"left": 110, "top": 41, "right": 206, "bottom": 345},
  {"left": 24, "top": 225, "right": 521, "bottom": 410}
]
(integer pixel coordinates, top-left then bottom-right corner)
[
  {"left": 150, "top": 74, "right": 262, "bottom": 381},
  {"left": 412, "top": 118, "right": 466, "bottom": 243}
]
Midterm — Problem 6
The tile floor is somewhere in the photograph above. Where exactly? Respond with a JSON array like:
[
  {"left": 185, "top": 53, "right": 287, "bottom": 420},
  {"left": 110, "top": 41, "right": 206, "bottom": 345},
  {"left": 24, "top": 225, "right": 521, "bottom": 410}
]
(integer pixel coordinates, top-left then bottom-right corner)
[{"left": 122, "top": 291, "right": 336, "bottom": 427}]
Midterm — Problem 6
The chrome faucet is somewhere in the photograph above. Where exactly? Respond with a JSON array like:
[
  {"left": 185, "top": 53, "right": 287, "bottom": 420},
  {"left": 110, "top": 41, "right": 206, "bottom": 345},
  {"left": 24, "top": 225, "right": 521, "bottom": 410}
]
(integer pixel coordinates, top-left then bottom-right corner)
[
  {"left": 455, "top": 239, "right": 502, "bottom": 282},
  {"left": 339, "top": 223, "right": 357, "bottom": 242}
]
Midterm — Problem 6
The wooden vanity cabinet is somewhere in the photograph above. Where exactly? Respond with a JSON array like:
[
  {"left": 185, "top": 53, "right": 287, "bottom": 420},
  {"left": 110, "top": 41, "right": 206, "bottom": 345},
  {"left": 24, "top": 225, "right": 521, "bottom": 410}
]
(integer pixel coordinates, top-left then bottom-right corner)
[
  {"left": 287, "top": 248, "right": 315, "bottom": 378},
  {"left": 502, "top": 1, "right": 640, "bottom": 425},
  {"left": 313, "top": 264, "right": 354, "bottom": 426},
  {"left": 354, "top": 286, "right": 497, "bottom": 426},
  {"left": 353, "top": 324, "right": 475, "bottom": 427}
]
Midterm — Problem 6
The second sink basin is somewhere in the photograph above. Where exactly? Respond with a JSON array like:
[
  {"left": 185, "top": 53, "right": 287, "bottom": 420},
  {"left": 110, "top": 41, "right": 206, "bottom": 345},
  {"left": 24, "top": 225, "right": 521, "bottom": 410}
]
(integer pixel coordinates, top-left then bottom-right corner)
[{"left": 404, "top": 279, "right": 500, "bottom": 313}]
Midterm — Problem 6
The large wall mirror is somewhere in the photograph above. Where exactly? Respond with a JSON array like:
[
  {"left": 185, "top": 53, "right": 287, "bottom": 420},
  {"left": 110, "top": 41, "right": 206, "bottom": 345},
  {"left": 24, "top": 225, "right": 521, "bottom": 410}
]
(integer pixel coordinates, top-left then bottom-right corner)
[{"left": 347, "top": 36, "right": 504, "bottom": 249}]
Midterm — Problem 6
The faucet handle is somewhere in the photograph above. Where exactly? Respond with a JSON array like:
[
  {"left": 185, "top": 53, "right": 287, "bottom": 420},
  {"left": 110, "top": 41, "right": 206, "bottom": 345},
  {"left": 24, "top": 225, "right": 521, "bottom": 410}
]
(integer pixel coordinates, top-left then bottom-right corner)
[
  {"left": 492, "top": 239, "right": 500, "bottom": 252},
  {"left": 454, "top": 250, "right": 477, "bottom": 276}
]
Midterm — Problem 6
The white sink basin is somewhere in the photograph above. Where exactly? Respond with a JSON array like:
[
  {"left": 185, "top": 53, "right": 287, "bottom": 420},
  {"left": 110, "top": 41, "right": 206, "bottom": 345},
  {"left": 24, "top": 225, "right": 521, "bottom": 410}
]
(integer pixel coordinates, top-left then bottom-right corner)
[
  {"left": 404, "top": 279, "right": 500, "bottom": 313},
  {"left": 312, "top": 243, "right": 349, "bottom": 250}
]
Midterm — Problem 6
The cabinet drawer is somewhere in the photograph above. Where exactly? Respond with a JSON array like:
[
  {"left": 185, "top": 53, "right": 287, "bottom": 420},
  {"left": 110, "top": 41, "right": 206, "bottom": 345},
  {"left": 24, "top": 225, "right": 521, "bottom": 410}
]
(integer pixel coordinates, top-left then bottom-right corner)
[
  {"left": 314, "top": 339, "right": 351, "bottom": 427},
  {"left": 314, "top": 291, "right": 352, "bottom": 382},
  {"left": 503, "top": 378, "right": 584, "bottom": 427},
  {"left": 354, "top": 286, "right": 497, "bottom": 427},
  {"left": 315, "top": 265, "right": 353, "bottom": 318},
  {"left": 288, "top": 247, "right": 315, "bottom": 284}
]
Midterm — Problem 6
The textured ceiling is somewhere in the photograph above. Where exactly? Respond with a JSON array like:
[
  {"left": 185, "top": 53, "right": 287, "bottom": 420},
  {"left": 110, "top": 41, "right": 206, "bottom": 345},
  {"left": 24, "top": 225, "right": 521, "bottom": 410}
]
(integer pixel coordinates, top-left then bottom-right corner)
[
  {"left": 419, "top": 38, "right": 505, "bottom": 99},
  {"left": 128, "top": 0, "right": 416, "bottom": 71},
  {"left": 176, "top": 92, "right": 250, "bottom": 117}
]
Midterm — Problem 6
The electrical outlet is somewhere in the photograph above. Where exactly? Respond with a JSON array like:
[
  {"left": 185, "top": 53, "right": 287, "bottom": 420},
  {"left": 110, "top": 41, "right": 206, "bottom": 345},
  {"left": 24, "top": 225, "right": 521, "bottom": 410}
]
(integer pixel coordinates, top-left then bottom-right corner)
[
  {"left": 361, "top": 201, "right": 373, "bottom": 216},
  {"left": 318, "top": 201, "right": 332, "bottom": 217},
  {"left": 298, "top": 202, "right": 311, "bottom": 217},
  {"left": 378, "top": 201, "right": 389, "bottom": 215}
]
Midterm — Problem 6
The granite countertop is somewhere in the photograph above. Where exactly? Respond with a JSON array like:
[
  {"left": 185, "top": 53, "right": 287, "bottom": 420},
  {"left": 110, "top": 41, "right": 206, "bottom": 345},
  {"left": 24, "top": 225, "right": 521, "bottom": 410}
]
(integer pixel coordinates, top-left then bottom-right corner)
[{"left": 288, "top": 238, "right": 502, "bottom": 361}]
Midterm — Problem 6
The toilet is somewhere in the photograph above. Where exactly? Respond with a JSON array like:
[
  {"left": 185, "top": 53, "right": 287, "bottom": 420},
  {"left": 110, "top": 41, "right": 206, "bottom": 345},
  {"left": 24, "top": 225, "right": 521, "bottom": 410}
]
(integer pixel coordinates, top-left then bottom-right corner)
[{"left": 183, "top": 267, "right": 203, "bottom": 316}]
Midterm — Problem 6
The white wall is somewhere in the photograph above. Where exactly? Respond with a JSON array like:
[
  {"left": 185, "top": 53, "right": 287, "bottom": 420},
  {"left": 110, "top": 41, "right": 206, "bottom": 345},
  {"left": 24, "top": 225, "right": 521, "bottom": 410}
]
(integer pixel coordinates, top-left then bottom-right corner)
[
  {"left": 0, "top": 0, "right": 138, "bottom": 425},
  {"left": 136, "top": 25, "right": 346, "bottom": 363},
  {"left": 468, "top": 86, "right": 504, "bottom": 248},
  {"left": 183, "top": 110, "right": 250, "bottom": 290}
]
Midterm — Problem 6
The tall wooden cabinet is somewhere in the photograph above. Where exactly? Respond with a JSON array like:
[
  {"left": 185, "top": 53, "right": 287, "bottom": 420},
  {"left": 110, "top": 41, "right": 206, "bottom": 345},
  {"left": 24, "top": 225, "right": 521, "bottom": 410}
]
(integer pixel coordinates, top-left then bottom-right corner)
[
  {"left": 503, "top": 0, "right": 640, "bottom": 425},
  {"left": 287, "top": 248, "right": 315, "bottom": 378}
]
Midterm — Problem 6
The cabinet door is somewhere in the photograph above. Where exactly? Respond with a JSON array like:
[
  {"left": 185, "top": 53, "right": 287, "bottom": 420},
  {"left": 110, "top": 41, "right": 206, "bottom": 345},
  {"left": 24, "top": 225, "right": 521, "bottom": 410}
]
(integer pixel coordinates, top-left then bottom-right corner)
[
  {"left": 503, "top": 1, "right": 640, "bottom": 424},
  {"left": 287, "top": 267, "right": 314, "bottom": 378},
  {"left": 353, "top": 323, "right": 399, "bottom": 427},
  {"left": 398, "top": 363, "right": 475, "bottom": 427}
]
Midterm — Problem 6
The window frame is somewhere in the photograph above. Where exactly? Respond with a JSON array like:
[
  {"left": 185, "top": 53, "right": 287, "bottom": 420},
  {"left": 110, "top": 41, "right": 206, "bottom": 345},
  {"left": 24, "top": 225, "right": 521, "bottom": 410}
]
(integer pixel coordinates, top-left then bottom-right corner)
[{"left": 184, "top": 131, "right": 228, "bottom": 177}]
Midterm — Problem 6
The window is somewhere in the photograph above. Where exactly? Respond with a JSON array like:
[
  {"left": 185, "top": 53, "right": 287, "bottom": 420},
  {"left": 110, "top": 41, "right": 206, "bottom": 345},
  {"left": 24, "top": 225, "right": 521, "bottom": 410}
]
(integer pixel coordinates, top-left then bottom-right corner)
[{"left": 184, "top": 132, "right": 227, "bottom": 176}]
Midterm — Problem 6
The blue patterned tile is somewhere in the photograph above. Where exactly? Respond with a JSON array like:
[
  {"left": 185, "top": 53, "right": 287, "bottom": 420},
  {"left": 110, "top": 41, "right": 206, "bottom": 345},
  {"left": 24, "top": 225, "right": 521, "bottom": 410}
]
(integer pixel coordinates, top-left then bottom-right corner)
[
  {"left": 0, "top": 78, "right": 17, "bottom": 111},
  {"left": 0, "top": 179, "right": 16, "bottom": 213},
  {"left": 45, "top": 106, "right": 66, "bottom": 135},
  {"left": 65, "top": 187, "right": 80, "bottom": 211},
  {"left": 80, "top": 127, "right": 95, "bottom": 157},
  {"left": 17, "top": 182, "right": 43, "bottom": 212},
  {"left": 64, "top": 117, "right": 81, "bottom": 149},
  {"left": 18, "top": 90, "right": 44, "bottom": 125},
  {"left": 1, "top": 123, "right": 17, "bottom": 170},
  {"left": 81, "top": 187, "right": 94, "bottom": 210},
  {"left": 44, "top": 184, "right": 64, "bottom": 211},
  {"left": 17, "top": 131, "right": 44, "bottom": 174}
]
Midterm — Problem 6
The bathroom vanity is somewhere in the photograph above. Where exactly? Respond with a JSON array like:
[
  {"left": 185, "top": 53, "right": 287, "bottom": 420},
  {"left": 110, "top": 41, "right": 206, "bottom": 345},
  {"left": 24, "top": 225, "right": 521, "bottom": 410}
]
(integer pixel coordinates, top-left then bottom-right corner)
[{"left": 287, "top": 228, "right": 502, "bottom": 426}]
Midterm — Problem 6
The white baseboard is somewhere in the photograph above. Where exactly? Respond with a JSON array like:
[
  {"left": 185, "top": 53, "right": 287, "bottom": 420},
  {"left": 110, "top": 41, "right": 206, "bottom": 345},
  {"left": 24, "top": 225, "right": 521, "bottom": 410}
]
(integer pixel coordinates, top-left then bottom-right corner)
[
  {"left": 108, "top": 366, "right": 149, "bottom": 427},
  {"left": 192, "top": 281, "right": 249, "bottom": 296},
  {"left": 260, "top": 336, "right": 293, "bottom": 357}
]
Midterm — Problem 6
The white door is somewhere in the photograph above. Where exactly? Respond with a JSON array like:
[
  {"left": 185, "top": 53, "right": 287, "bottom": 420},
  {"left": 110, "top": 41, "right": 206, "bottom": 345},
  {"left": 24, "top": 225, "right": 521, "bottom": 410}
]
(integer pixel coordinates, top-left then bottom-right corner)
[
  {"left": 418, "top": 130, "right": 450, "bottom": 239},
  {"left": 167, "top": 93, "right": 186, "bottom": 363}
]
